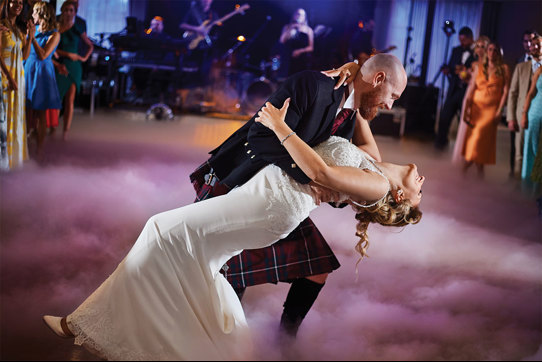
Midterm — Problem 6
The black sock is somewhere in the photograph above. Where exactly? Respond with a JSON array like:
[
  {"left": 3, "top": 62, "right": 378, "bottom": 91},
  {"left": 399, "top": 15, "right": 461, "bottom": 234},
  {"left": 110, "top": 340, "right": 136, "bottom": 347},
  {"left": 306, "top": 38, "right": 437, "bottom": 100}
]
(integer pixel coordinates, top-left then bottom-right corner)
[{"left": 280, "top": 278, "right": 325, "bottom": 337}]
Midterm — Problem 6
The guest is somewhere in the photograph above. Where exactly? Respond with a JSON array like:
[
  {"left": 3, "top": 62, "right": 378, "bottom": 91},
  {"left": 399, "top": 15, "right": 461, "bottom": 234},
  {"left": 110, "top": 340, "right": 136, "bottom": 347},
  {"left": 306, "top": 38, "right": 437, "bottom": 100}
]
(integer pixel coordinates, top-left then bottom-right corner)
[
  {"left": 507, "top": 31, "right": 540, "bottom": 178},
  {"left": 521, "top": 49, "right": 542, "bottom": 183},
  {"left": 24, "top": 1, "right": 60, "bottom": 157},
  {"left": 0, "top": 0, "right": 31, "bottom": 170},
  {"left": 53, "top": 0, "right": 93, "bottom": 141},
  {"left": 462, "top": 42, "right": 510, "bottom": 177},
  {"left": 0, "top": 24, "right": 7, "bottom": 170},
  {"left": 452, "top": 35, "right": 490, "bottom": 165},
  {"left": 519, "top": 29, "right": 537, "bottom": 63},
  {"left": 277, "top": 8, "right": 314, "bottom": 78},
  {"left": 530, "top": 132, "right": 542, "bottom": 215}
]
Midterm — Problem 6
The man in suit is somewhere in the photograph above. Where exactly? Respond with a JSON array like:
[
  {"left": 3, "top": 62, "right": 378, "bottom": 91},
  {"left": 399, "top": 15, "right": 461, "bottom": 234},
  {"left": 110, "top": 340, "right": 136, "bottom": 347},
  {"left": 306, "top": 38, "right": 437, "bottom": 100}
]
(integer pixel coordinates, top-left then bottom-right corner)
[
  {"left": 518, "top": 30, "right": 538, "bottom": 64},
  {"left": 507, "top": 32, "right": 541, "bottom": 178},
  {"left": 190, "top": 54, "right": 407, "bottom": 338},
  {"left": 434, "top": 26, "right": 475, "bottom": 150}
]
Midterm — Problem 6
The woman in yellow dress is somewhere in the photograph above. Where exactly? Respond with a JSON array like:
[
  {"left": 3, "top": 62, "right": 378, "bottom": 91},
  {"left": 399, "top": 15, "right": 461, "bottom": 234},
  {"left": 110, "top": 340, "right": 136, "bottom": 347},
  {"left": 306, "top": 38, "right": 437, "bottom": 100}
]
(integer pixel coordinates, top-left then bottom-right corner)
[
  {"left": 0, "top": 0, "right": 31, "bottom": 169},
  {"left": 462, "top": 42, "right": 510, "bottom": 177}
]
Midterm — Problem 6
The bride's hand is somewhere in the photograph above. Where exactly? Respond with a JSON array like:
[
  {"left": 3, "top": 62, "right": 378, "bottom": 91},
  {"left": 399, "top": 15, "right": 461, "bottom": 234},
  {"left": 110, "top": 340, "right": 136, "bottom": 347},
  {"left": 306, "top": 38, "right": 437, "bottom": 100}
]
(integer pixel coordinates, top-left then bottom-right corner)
[
  {"left": 255, "top": 98, "right": 291, "bottom": 132},
  {"left": 321, "top": 62, "right": 360, "bottom": 89}
]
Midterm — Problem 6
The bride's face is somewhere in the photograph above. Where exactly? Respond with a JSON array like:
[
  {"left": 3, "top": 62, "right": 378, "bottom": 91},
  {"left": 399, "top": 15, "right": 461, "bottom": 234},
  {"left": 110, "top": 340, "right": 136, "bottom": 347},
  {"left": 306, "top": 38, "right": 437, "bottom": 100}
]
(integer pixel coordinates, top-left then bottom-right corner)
[{"left": 400, "top": 164, "right": 424, "bottom": 207}]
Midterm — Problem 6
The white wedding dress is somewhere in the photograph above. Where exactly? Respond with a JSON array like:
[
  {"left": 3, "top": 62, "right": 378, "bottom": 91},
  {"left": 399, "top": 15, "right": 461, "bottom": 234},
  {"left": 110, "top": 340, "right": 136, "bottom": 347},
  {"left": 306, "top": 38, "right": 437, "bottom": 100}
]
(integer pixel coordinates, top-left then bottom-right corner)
[{"left": 66, "top": 136, "right": 387, "bottom": 360}]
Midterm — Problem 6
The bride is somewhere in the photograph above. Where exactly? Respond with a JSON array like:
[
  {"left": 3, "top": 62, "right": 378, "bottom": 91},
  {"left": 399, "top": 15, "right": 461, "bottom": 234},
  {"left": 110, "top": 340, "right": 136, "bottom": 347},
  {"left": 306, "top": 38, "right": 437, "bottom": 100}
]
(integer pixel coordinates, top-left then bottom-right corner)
[{"left": 43, "top": 100, "right": 424, "bottom": 360}]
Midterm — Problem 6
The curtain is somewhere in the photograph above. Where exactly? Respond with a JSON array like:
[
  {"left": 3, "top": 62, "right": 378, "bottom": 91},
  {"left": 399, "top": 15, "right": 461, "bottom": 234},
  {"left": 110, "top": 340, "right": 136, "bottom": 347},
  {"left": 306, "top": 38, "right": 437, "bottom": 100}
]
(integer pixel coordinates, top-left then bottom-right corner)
[
  {"left": 426, "top": 0, "right": 483, "bottom": 98},
  {"left": 375, "top": 0, "right": 429, "bottom": 79},
  {"left": 57, "top": 0, "right": 130, "bottom": 42}
]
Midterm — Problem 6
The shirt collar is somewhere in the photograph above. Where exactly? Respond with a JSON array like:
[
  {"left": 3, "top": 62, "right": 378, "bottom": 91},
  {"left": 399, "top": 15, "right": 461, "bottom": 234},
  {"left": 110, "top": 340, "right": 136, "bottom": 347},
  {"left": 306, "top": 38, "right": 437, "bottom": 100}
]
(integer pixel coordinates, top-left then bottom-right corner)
[{"left": 343, "top": 82, "right": 355, "bottom": 110}]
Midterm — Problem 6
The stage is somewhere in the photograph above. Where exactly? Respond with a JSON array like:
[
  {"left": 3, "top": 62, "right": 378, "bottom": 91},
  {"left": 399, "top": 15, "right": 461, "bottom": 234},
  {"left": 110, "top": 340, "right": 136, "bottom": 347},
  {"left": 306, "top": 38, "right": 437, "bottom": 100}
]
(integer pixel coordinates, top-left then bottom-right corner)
[{"left": 0, "top": 109, "right": 540, "bottom": 360}]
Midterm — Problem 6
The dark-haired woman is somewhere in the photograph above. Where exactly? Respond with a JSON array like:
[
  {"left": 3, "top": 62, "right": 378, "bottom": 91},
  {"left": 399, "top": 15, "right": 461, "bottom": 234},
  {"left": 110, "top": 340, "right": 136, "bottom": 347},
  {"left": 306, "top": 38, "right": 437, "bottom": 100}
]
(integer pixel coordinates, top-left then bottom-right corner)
[{"left": 54, "top": 0, "right": 92, "bottom": 141}]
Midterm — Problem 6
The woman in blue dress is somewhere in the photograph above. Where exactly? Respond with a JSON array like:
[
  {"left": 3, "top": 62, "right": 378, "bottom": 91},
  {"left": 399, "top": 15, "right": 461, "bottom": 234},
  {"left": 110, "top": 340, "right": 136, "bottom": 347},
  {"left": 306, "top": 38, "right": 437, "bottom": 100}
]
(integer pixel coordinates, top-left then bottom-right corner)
[
  {"left": 24, "top": 1, "right": 60, "bottom": 156},
  {"left": 521, "top": 62, "right": 542, "bottom": 182}
]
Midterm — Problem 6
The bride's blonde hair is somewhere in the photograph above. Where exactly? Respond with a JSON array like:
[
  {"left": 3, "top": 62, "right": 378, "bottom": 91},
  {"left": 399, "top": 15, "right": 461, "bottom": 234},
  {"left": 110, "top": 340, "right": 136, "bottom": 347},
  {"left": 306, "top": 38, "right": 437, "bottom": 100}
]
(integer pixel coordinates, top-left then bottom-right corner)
[{"left": 352, "top": 192, "right": 422, "bottom": 260}]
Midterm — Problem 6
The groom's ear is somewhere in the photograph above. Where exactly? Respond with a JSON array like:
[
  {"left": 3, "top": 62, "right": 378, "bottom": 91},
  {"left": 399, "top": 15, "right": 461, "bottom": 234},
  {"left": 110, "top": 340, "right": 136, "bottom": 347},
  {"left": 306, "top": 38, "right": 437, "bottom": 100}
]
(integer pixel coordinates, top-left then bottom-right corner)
[{"left": 373, "top": 71, "right": 386, "bottom": 88}]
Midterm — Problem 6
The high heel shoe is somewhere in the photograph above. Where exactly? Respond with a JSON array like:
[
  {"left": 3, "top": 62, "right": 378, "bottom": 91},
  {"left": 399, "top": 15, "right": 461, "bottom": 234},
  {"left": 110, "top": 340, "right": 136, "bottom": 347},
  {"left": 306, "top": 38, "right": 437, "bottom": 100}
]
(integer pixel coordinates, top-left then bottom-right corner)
[{"left": 42, "top": 315, "right": 75, "bottom": 339}]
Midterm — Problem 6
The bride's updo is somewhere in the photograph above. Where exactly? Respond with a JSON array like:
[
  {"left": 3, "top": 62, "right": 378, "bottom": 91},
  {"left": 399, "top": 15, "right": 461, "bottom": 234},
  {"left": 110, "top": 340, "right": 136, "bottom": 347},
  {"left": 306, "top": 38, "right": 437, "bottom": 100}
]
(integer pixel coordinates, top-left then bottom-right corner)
[{"left": 352, "top": 193, "right": 422, "bottom": 259}]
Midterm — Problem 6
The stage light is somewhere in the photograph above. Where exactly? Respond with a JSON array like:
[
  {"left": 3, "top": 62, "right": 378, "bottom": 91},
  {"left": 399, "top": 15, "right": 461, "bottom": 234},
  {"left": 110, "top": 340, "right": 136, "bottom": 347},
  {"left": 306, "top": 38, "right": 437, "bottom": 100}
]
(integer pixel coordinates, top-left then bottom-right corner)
[
  {"left": 358, "top": 21, "right": 364, "bottom": 29},
  {"left": 237, "top": 35, "right": 246, "bottom": 42}
]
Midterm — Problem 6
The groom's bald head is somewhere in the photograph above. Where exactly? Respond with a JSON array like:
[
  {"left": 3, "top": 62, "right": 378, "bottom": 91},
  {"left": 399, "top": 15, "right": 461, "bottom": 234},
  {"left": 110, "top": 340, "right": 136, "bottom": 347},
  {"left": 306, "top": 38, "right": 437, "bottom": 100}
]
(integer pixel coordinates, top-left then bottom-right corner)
[
  {"left": 354, "top": 54, "right": 407, "bottom": 119},
  {"left": 361, "top": 54, "right": 407, "bottom": 90}
]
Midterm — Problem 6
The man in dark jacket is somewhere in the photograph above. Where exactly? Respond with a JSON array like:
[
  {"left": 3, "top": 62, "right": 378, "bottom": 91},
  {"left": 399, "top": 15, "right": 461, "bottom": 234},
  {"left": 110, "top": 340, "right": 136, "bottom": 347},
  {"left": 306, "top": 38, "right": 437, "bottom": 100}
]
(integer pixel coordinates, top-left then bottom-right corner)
[
  {"left": 190, "top": 54, "right": 407, "bottom": 337},
  {"left": 434, "top": 26, "right": 475, "bottom": 150}
]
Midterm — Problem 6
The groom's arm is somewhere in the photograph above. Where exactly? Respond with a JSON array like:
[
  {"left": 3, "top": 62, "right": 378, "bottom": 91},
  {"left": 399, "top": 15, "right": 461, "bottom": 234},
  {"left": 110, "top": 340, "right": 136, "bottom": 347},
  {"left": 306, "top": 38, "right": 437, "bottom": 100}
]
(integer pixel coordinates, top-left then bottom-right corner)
[{"left": 352, "top": 112, "right": 381, "bottom": 162}]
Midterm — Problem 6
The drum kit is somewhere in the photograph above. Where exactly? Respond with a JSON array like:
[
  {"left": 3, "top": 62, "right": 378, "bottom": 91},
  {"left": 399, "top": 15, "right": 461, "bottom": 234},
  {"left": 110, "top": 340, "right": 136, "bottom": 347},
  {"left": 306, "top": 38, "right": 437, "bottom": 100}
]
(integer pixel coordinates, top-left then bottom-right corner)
[
  {"left": 83, "top": 15, "right": 281, "bottom": 119},
  {"left": 205, "top": 54, "right": 280, "bottom": 116}
]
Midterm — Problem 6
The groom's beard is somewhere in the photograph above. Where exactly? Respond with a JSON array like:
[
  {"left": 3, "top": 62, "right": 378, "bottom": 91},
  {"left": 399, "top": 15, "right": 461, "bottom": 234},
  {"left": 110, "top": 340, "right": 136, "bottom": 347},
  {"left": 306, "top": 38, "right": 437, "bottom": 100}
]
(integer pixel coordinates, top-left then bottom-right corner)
[{"left": 358, "top": 89, "right": 380, "bottom": 121}]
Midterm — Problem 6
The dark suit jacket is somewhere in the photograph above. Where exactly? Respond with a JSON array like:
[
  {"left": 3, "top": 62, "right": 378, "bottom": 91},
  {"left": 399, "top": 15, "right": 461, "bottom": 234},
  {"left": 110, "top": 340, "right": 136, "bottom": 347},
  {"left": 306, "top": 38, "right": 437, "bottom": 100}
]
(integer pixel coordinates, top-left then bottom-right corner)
[
  {"left": 207, "top": 71, "right": 356, "bottom": 188},
  {"left": 446, "top": 45, "right": 474, "bottom": 96}
]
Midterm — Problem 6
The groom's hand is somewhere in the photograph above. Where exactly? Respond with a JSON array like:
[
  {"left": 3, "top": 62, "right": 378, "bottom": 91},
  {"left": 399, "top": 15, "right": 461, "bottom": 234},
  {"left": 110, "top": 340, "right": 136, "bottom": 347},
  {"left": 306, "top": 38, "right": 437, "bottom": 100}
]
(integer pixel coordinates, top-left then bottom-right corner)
[{"left": 309, "top": 182, "right": 342, "bottom": 205}]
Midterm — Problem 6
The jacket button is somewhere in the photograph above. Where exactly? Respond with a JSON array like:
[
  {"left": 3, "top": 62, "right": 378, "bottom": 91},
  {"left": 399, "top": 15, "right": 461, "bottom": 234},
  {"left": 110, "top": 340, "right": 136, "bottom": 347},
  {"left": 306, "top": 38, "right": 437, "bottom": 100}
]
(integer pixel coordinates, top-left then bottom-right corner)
[
  {"left": 244, "top": 142, "right": 249, "bottom": 146},
  {"left": 247, "top": 150, "right": 252, "bottom": 154},
  {"left": 251, "top": 155, "right": 255, "bottom": 159},
  {"left": 291, "top": 163, "right": 297, "bottom": 168}
]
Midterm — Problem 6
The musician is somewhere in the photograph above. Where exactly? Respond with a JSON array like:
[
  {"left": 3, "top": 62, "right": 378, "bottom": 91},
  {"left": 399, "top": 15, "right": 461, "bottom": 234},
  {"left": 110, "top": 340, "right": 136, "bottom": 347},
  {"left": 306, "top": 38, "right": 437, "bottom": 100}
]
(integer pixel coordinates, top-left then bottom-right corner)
[
  {"left": 179, "top": 0, "right": 217, "bottom": 45},
  {"left": 349, "top": 19, "right": 375, "bottom": 65},
  {"left": 276, "top": 8, "right": 314, "bottom": 78},
  {"left": 131, "top": 16, "right": 174, "bottom": 103},
  {"left": 178, "top": 0, "right": 218, "bottom": 88},
  {"left": 146, "top": 16, "right": 169, "bottom": 39}
]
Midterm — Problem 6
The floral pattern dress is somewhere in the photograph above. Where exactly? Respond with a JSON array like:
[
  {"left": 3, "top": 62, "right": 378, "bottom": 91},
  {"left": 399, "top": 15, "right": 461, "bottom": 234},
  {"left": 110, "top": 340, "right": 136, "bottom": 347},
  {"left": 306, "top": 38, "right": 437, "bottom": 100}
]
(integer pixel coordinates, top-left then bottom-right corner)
[{"left": 1, "top": 20, "right": 27, "bottom": 170}]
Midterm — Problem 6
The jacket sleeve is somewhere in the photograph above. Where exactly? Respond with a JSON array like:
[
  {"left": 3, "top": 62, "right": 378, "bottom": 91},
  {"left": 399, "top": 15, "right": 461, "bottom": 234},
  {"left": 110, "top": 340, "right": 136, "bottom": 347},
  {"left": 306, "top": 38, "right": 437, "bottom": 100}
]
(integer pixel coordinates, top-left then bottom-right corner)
[
  {"left": 247, "top": 72, "right": 319, "bottom": 184},
  {"left": 506, "top": 64, "right": 520, "bottom": 121}
]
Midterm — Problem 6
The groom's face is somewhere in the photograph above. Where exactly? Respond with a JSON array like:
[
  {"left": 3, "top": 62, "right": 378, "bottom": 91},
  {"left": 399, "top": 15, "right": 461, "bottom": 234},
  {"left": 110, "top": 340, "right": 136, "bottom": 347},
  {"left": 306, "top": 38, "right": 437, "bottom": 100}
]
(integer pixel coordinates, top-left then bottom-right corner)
[
  {"left": 357, "top": 88, "right": 381, "bottom": 120},
  {"left": 358, "top": 79, "right": 403, "bottom": 121}
]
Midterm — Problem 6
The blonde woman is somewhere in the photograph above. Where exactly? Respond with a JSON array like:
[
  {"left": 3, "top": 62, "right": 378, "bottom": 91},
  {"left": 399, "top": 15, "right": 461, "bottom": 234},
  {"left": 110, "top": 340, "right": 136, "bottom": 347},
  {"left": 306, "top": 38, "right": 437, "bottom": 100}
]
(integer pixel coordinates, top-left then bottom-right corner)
[
  {"left": 43, "top": 97, "right": 424, "bottom": 360},
  {"left": 462, "top": 42, "right": 510, "bottom": 177},
  {"left": 452, "top": 35, "right": 490, "bottom": 165},
  {"left": 24, "top": 1, "right": 60, "bottom": 157},
  {"left": 0, "top": 0, "right": 31, "bottom": 170},
  {"left": 279, "top": 8, "right": 314, "bottom": 76}
]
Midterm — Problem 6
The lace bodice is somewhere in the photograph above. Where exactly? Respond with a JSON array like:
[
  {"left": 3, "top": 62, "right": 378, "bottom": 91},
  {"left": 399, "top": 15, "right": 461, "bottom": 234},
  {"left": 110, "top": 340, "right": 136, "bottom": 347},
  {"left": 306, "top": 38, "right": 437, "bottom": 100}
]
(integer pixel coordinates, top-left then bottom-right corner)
[{"left": 258, "top": 136, "right": 387, "bottom": 237}]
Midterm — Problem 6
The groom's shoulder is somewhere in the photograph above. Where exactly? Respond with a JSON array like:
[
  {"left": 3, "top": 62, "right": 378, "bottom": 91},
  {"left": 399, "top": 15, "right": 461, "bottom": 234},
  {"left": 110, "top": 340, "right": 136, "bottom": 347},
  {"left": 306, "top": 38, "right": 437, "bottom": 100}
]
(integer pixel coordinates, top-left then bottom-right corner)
[{"left": 285, "top": 70, "right": 335, "bottom": 92}]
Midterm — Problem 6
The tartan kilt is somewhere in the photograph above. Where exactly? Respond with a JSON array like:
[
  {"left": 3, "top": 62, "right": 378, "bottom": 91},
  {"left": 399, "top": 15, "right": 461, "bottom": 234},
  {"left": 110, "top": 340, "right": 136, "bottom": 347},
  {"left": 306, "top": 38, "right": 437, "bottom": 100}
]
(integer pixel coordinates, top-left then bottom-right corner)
[{"left": 190, "top": 161, "right": 340, "bottom": 289}]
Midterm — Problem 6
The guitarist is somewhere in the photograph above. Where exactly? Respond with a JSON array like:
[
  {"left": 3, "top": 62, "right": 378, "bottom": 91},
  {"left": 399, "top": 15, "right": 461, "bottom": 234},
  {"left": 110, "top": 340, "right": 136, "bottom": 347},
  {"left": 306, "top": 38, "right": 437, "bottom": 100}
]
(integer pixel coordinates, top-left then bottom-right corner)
[
  {"left": 178, "top": 0, "right": 219, "bottom": 88},
  {"left": 349, "top": 19, "right": 397, "bottom": 66}
]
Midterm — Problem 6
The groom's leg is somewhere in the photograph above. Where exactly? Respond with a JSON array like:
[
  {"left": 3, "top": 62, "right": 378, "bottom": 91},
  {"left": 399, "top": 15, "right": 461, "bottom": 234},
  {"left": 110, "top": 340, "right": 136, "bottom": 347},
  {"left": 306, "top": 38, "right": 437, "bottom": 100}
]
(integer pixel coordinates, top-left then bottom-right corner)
[{"left": 280, "top": 274, "right": 328, "bottom": 337}]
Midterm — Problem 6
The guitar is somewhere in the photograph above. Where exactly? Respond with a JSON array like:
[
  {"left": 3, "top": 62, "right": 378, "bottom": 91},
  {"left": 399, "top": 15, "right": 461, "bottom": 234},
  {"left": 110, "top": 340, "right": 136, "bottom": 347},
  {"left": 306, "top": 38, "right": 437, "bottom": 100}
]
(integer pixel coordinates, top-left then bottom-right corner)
[
  {"left": 180, "top": 4, "right": 250, "bottom": 50},
  {"left": 357, "top": 45, "right": 397, "bottom": 65}
]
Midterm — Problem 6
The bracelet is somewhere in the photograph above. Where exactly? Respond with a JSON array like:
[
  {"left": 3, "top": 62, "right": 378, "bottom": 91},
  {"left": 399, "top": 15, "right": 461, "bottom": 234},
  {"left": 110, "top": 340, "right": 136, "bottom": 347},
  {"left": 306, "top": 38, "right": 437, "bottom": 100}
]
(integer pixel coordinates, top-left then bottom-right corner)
[{"left": 280, "top": 131, "right": 296, "bottom": 145}]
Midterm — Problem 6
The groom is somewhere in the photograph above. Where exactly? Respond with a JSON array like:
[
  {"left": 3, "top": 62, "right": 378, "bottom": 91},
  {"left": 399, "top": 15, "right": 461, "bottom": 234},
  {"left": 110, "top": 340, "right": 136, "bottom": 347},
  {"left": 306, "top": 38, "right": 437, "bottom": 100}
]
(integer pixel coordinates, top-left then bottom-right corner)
[{"left": 190, "top": 54, "right": 407, "bottom": 337}]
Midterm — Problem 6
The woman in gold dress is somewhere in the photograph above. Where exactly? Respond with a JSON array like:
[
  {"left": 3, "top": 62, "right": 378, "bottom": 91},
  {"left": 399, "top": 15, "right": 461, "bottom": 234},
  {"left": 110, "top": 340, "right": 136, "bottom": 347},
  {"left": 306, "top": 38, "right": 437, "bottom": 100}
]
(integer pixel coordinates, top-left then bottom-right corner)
[{"left": 462, "top": 42, "right": 510, "bottom": 177}]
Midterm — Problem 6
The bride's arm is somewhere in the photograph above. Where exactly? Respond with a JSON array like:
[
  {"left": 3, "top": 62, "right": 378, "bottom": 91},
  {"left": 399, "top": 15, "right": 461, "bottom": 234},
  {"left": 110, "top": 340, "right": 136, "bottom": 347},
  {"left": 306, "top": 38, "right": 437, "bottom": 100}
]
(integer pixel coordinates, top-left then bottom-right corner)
[{"left": 256, "top": 99, "right": 388, "bottom": 202}]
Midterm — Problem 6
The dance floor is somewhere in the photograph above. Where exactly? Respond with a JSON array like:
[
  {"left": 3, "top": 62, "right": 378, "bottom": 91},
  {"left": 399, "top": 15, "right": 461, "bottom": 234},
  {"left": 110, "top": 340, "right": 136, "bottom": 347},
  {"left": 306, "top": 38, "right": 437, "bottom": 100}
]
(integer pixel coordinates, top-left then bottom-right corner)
[{"left": 1, "top": 109, "right": 540, "bottom": 361}]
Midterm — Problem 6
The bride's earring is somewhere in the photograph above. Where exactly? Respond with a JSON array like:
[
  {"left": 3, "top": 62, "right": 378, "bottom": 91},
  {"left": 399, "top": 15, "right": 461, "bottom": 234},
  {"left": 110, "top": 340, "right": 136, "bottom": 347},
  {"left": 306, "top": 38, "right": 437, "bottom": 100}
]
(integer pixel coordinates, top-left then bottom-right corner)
[{"left": 395, "top": 189, "right": 404, "bottom": 202}]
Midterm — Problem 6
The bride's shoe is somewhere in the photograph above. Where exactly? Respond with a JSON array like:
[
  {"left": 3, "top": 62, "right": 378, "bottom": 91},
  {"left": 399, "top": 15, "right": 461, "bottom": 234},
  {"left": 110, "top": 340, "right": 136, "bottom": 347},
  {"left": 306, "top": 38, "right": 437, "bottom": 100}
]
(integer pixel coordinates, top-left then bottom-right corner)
[{"left": 43, "top": 315, "right": 75, "bottom": 339}]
